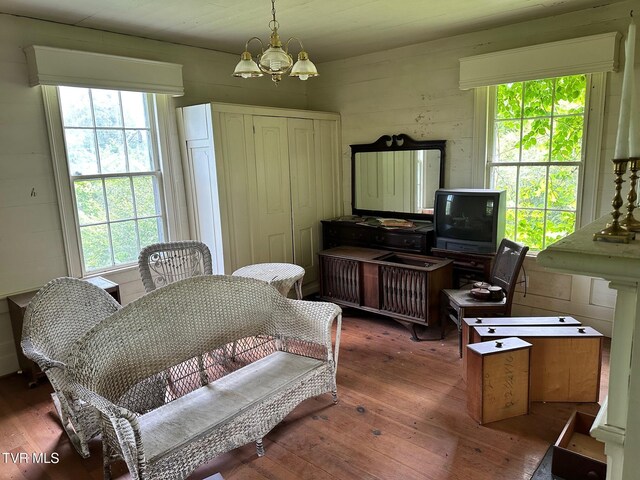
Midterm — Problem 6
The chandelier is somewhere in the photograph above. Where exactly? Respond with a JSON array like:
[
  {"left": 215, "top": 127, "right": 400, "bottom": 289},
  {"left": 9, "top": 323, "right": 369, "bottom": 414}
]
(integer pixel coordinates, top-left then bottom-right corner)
[{"left": 232, "top": 0, "right": 318, "bottom": 84}]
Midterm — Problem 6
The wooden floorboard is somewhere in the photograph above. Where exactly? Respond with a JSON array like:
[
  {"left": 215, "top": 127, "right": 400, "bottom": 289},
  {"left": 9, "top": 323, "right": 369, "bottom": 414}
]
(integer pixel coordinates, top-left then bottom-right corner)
[{"left": 0, "top": 310, "right": 609, "bottom": 480}]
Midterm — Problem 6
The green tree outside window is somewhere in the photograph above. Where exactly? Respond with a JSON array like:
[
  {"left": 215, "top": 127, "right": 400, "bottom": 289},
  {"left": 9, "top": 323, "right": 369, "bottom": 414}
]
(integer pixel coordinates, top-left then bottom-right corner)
[
  {"left": 490, "top": 74, "right": 587, "bottom": 251},
  {"left": 60, "top": 86, "right": 165, "bottom": 273}
]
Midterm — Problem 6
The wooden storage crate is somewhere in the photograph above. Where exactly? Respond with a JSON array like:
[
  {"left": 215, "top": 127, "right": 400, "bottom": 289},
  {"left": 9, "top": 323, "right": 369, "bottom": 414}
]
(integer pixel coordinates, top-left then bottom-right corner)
[
  {"left": 552, "top": 410, "right": 606, "bottom": 480},
  {"left": 473, "top": 326, "right": 603, "bottom": 402},
  {"left": 466, "top": 337, "right": 531, "bottom": 424},
  {"left": 462, "top": 316, "right": 581, "bottom": 381}
]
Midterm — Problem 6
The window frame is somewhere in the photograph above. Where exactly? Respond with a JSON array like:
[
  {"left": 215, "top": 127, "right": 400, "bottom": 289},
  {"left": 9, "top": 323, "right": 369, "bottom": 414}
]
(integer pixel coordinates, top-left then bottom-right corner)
[
  {"left": 42, "top": 86, "right": 186, "bottom": 278},
  {"left": 472, "top": 72, "right": 606, "bottom": 251}
]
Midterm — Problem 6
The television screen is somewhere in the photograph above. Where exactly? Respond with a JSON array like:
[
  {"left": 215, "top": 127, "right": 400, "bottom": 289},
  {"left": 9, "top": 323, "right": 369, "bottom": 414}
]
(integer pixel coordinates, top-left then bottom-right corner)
[{"left": 435, "top": 192, "right": 497, "bottom": 243}]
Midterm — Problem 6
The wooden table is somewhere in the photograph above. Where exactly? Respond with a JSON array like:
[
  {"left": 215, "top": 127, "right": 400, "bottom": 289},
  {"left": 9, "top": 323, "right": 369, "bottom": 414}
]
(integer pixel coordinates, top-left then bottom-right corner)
[{"left": 7, "top": 276, "right": 120, "bottom": 387}]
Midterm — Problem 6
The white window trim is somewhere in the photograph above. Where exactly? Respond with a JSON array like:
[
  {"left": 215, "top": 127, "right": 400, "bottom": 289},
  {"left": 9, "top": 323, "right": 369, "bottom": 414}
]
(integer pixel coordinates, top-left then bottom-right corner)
[
  {"left": 471, "top": 72, "right": 606, "bottom": 241},
  {"left": 42, "top": 86, "right": 188, "bottom": 278}
]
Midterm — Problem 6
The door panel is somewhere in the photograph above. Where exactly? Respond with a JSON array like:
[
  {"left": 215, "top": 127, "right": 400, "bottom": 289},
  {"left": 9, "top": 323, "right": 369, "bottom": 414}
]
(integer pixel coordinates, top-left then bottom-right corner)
[
  {"left": 253, "top": 116, "right": 293, "bottom": 264},
  {"left": 215, "top": 112, "right": 255, "bottom": 272},
  {"left": 288, "top": 118, "right": 318, "bottom": 285}
]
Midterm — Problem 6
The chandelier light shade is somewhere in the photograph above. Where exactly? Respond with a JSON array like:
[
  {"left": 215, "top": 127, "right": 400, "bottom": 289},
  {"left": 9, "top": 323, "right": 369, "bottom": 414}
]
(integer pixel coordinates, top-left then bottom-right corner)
[{"left": 233, "top": 0, "right": 318, "bottom": 84}]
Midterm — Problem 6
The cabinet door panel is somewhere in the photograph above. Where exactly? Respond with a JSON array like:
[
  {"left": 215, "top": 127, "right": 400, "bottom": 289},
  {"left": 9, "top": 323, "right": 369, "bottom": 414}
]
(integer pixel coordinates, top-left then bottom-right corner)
[
  {"left": 190, "top": 146, "right": 219, "bottom": 267},
  {"left": 288, "top": 118, "right": 318, "bottom": 285},
  {"left": 267, "top": 232, "right": 290, "bottom": 263},
  {"left": 215, "top": 112, "right": 255, "bottom": 272},
  {"left": 253, "top": 116, "right": 293, "bottom": 263}
]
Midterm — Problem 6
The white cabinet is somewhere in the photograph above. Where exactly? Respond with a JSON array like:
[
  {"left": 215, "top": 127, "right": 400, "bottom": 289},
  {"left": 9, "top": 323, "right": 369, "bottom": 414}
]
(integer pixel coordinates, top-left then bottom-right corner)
[{"left": 177, "top": 103, "right": 342, "bottom": 294}]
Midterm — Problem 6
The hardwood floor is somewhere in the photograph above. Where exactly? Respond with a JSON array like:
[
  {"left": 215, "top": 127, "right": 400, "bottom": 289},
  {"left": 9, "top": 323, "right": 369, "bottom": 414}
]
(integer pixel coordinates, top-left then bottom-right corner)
[{"left": 0, "top": 311, "right": 609, "bottom": 480}]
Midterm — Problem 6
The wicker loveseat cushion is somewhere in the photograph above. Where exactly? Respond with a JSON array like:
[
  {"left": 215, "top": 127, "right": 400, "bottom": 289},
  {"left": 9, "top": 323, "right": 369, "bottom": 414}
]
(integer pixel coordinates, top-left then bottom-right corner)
[{"left": 140, "top": 351, "right": 324, "bottom": 461}]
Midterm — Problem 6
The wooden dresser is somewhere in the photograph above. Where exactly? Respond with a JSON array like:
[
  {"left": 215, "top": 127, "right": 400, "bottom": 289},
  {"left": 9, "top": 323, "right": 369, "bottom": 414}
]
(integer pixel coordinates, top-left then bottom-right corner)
[{"left": 321, "top": 218, "right": 434, "bottom": 255}]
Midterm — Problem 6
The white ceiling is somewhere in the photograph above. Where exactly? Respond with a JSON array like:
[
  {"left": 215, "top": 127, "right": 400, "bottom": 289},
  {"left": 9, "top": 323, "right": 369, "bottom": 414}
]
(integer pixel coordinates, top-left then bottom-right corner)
[{"left": 0, "top": 0, "right": 623, "bottom": 62}]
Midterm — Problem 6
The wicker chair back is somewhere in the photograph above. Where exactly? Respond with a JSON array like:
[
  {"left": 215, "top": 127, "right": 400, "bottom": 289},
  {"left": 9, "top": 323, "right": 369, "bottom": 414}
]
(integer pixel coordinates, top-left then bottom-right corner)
[{"left": 138, "top": 240, "right": 213, "bottom": 293}]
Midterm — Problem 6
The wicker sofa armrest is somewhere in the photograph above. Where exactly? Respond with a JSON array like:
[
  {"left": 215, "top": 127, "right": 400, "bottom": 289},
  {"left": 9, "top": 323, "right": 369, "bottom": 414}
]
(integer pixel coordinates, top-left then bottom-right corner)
[
  {"left": 68, "top": 379, "right": 144, "bottom": 472},
  {"left": 68, "top": 379, "right": 134, "bottom": 421},
  {"left": 275, "top": 300, "right": 342, "bottom": 364}
]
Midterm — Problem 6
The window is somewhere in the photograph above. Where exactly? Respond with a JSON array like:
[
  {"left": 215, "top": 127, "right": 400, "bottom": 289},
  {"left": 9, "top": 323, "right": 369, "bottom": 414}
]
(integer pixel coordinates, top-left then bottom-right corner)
[
  {"left": 487, "top": 74, "right": 589, "bottom": 251},
  {"left": 57, "top": 87, "right": 166, "bottom": 273}
]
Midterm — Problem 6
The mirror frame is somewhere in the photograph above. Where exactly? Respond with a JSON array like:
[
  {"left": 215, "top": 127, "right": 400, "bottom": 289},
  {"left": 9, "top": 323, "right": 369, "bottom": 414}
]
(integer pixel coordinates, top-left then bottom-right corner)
[{"left": 351, "top": 134, "right": 446, "bottom": 221}]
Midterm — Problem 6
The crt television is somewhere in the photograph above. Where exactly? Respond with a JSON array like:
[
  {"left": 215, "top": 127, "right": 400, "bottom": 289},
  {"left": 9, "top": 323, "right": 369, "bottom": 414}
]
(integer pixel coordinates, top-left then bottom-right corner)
[{"left": 434, "top": 188, "right": 506, "bottom": 253}]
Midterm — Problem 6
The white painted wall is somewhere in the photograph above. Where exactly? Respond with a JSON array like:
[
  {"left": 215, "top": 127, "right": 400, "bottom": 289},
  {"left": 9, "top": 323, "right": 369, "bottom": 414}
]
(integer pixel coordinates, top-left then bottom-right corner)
[
  {"left": 0, "top": 13, "right": 308, "bottom": 376},
  {"left": 0, "top": 1, "right": 633, "bottom": 376},
  {"left": 307, "top": 1, "right": 636, "bottom": 337}
]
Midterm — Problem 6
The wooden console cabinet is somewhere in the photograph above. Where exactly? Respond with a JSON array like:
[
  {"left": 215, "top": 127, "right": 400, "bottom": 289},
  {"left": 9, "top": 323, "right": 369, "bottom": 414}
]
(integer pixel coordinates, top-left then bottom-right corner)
[
  {"left": 7, "top": 276, "right": 121, "bottom": 388},
  {"left": 318, "top": 246, "right": 453, "bottom": 339},
  {"left": 321, "top": 219, "right": 492, "bottom": 289}
]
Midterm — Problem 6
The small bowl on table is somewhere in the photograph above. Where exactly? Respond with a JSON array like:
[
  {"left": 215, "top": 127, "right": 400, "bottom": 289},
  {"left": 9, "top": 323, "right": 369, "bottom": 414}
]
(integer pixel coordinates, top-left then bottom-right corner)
[
  {"left": 488, "top": 286, "right": 504, "bottom": 301},
  {"left": 470, "top": 288, "right": 491, "bottom": 300}
]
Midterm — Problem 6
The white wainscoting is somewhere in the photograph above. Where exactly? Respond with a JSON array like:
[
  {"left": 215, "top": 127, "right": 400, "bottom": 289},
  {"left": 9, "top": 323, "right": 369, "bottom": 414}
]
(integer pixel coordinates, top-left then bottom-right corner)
[{"left": 512, "top": 256, "right": 615, "bottom": 337}]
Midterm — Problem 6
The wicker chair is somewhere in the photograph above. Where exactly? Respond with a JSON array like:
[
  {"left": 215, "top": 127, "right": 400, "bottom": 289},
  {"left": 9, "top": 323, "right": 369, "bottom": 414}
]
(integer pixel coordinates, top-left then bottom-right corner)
[
  {"left": 138, "top": 240, "right": 213, "bottom": 293},
  {"left": 21, "top": 277, "right": 121, "bottom": 458}
]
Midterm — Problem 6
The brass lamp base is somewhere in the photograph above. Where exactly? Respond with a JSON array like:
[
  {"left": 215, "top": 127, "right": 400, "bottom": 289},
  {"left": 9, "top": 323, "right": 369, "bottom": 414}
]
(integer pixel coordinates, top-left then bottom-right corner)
[
  {"left": 620, "top": 216, "right": 640, "bottom": 232},
  {"left": 593, "top": 223, "right": 635, "bottom": 243},
  {"left": 594, "top": 158, "right": 635, "bottom": 243}
]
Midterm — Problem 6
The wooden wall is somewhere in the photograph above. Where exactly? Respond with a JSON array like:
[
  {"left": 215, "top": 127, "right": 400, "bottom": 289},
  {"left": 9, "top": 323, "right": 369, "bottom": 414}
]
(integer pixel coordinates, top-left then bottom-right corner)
[
  {"left": 0, "top": 13, "right": 308, "bottom": 376},
  {"left": 0, "top": 2, "right": 631, "bottom": 375},
  {"left": 307, "top": 1, "right": 635, "bottom": 337}
]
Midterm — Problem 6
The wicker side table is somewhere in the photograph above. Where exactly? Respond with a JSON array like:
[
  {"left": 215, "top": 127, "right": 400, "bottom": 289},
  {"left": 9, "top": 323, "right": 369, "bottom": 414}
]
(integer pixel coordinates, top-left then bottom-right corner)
[{"left": 232, "top": 263, "right": 305, "bottom": 299}]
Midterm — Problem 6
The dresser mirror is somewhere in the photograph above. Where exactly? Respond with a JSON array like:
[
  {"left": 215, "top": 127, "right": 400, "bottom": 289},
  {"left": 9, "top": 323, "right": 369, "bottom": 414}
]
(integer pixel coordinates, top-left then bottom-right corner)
[{"left": 351, "top": 134, "right": 445, "bottom": 221}]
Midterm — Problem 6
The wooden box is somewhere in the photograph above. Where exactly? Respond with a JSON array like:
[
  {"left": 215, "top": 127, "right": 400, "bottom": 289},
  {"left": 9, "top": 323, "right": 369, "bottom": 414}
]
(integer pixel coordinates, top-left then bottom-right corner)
[
  {"left": 552, "top": 411, "right": 606, "bottom": 480},
  {"left": 466, "top": 337, "right": 531, "bottom": 424},
  {"left": 462, "top": 316, "right": 581, "bottom": 381},
  {"left": 473, "top": 326, "right": 603, "bottom": 402}
]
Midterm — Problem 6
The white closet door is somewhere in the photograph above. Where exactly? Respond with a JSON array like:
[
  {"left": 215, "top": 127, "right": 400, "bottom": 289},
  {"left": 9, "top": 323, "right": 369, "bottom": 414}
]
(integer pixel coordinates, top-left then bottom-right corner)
[
  {"left": 213, "top": 112, "right": 257, "bottom": 272},
  {"left": 252, "top": 116, "right": 293, "bottom": 263},
  {"left": 288, "top": 118, "right": 318, "bottom": 285}
]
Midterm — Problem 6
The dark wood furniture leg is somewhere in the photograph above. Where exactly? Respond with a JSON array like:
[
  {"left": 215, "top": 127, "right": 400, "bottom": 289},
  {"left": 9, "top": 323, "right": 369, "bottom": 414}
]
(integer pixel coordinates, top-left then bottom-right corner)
[{"left": 440, "top": 294, "right": 464, "bottom": 357}]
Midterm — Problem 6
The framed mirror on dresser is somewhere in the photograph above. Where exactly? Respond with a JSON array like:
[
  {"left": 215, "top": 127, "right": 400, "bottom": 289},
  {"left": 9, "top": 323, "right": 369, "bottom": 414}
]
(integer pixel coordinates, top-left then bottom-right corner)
[
  {"left": 351, "top": 134, "right": 445, "bottom": 220},
  {"left": 322, "top": 134, "right": 446, "bottom": 256}
]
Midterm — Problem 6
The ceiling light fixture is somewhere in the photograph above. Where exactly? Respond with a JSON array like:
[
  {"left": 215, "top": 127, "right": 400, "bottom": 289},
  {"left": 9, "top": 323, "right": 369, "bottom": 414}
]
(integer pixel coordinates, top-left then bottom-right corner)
[{"left": 232, "top": 0, "right": 318, "bottom": 84}]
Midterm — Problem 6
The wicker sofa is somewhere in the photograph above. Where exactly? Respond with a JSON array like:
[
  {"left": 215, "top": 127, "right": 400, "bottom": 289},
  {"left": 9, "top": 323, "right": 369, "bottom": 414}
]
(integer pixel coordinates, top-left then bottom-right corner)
[{"left": 67, "top": 275, "right": 342, "bottom": 480}]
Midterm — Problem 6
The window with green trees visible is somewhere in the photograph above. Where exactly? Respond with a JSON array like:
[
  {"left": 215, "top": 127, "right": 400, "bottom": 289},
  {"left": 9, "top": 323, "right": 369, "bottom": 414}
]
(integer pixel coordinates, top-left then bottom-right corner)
[
  {"left": 58, "top": 86, "right": 165, "bottom": 273},
  {"left": 488, "top": 74, "right": 588, "bottom": 251}
]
